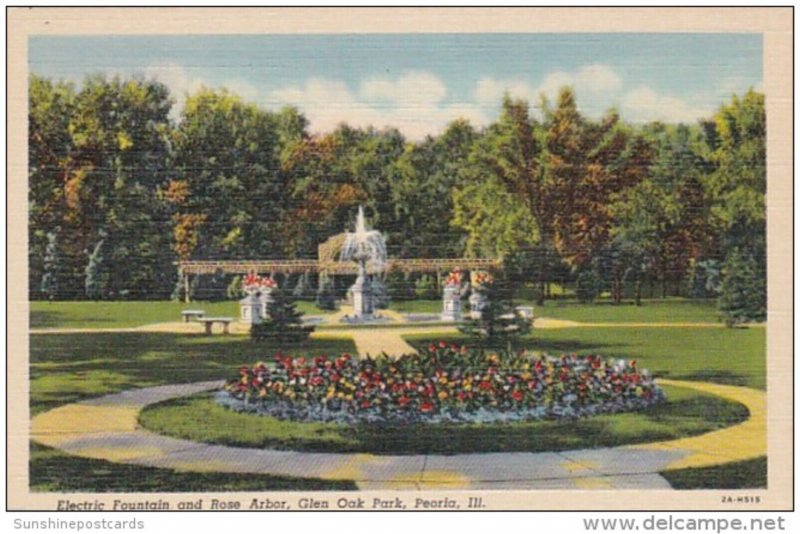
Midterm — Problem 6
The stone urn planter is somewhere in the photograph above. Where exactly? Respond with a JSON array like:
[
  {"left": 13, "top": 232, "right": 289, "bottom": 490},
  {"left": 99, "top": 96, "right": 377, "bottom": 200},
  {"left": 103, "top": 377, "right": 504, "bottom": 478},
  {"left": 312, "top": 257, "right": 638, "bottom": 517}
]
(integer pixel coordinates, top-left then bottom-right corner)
[
  {"left": 239, "top": 293, "right": 262, "bottom": 325},
  {"left": 469, "top": 290, "right": 488, "bottom": 320},
  {"left": 441, "top": 285, "right": 463, "bottom": 321}
]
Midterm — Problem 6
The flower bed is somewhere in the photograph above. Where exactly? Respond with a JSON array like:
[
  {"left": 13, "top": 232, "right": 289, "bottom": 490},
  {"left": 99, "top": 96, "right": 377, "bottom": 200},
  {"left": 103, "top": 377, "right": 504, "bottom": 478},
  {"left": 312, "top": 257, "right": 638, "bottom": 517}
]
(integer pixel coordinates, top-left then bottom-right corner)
[{"left": 219, "top": 342, "right": 665, "bottom": 424}]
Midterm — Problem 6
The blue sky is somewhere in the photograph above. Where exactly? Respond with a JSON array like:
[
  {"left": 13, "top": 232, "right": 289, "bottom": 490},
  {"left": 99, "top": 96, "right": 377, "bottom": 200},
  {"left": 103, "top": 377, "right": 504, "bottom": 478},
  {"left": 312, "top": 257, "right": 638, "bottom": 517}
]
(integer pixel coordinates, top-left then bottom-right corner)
[{"left": 30, "top": 34, "right": 762, "bottom": 139}]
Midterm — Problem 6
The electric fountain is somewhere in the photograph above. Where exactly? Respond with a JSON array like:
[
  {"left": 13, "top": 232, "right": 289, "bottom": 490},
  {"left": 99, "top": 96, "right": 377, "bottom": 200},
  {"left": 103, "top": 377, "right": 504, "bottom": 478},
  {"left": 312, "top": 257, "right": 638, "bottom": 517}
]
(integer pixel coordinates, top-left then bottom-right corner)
[{"left": 340, "top": 206, "right": 387, "bottom": 322}]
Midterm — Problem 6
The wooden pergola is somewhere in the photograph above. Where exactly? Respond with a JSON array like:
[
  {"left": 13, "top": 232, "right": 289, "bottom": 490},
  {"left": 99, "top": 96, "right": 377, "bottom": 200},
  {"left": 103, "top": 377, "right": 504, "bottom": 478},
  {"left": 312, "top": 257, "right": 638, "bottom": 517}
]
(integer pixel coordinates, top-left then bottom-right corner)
[{"left": 177, "top": 257, "right": 502, "bottom": 302}]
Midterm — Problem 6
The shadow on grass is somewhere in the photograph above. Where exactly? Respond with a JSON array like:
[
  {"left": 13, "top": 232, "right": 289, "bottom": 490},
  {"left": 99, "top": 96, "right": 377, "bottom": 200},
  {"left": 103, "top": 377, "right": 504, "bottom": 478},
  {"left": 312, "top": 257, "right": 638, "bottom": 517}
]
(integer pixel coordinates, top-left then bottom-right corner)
[
  {"left": 661, "top": 456, "right": 767, "bottom": 489},
  {"left": 139, "top": 387, "right": 749, "bottom": 456},
  {"left": 675, "top": 370, "right": 753, "bottom": 388},
  {"left": 29, "top": 332, "right": 356, "bottom": 415},
  {"left": 29, "top": 442, "right": 355, "bottom": 492},
  {"left": 29, "top": 310, "right": 67, "bottom": 329}
]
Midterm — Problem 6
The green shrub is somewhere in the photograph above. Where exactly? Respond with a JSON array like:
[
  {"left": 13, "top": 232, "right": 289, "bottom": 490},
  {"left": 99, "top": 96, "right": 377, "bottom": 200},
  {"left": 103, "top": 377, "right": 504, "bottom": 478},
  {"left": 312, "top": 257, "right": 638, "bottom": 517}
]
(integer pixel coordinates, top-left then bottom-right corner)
[
  {"left": 414, "top": 274, "right": 438, "bottom": 300},
  {"left": 251, "top": 288, "right": 314, "bottom": 343}
]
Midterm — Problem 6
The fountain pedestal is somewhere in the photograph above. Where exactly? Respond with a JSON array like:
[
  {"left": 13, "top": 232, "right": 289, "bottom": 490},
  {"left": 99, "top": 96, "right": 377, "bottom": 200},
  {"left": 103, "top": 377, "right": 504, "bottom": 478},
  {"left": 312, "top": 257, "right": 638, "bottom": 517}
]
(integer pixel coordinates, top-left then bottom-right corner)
[{"left": 350, "top": 272, "right": 375, "bottom": 319}]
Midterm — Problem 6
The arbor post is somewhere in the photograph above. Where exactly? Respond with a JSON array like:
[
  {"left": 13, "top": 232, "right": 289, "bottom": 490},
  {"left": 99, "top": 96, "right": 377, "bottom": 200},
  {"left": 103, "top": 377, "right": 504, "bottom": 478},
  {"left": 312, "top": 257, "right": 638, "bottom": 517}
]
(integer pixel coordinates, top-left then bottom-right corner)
[{"left": 184, "top": 272, "right": 190, "bottom": 303}]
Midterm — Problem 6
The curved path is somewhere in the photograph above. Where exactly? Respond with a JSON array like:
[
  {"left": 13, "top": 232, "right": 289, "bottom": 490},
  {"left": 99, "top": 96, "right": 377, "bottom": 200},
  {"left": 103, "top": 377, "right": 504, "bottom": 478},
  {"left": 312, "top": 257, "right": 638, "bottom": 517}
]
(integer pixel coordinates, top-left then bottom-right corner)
[{"left": 30, "top": 379, "right": 765, "bottom": 490}]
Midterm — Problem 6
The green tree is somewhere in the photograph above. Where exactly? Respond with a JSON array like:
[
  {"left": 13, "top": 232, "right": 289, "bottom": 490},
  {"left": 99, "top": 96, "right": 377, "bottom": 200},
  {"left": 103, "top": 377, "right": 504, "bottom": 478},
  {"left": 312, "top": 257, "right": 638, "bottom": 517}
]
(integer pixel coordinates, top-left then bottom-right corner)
[
  {"left": 718, "top": 248, "right": 766, "bottom": 327},
  {"left": 315, "top": 273, "right": 338, "bottom": 310},
  {"left": 28, "top": 76, "right": 76, "bottom": 299},
  {"left": 452, "top": 176, "right": 539, "bottom": 259},
  {"left": 544, "top": 89, "right": 647, "bottom": 270},
  {"left": 170, "top": 88, "right": 288, "bottom": 262},
  {"left": 387, "top": 119, "right": 476, "bottom": 258},
  {"left": 703, "top": 90, "right": 766, "bottom": 314},
  {"left": 251, "top": 288, "right": 314, "bottom": 343}
]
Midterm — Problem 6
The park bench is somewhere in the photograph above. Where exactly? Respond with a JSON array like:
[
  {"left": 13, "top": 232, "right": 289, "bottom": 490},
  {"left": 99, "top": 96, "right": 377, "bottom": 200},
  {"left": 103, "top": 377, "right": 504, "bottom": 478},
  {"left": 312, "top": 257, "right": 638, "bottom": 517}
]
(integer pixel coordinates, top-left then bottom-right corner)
[
  {"left": 515, "top": 306, "right": 535, "bottom": 321},
  {"left": 181, "top": 310, "right": 205, "bottom": 323},
  {"left": 197, "top": 317, "right": 234, "bottom": 335}
]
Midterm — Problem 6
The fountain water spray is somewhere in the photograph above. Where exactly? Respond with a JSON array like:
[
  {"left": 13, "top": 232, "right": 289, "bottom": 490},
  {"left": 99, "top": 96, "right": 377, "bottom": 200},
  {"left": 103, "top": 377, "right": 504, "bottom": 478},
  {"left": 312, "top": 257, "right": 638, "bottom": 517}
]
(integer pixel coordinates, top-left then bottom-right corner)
[{"left": 340, "top": 206, "right": 387, "bottom": 320}]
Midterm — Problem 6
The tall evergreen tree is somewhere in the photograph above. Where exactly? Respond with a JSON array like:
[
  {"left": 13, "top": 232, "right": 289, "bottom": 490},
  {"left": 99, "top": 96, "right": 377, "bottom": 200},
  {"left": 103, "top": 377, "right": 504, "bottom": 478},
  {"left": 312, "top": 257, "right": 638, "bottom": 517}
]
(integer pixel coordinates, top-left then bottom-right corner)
[
  {"left": 718, "top": 248, "right": 766, "bottom": 327},
  {"left": 251, "top": 288, "right": 314, "bottom": 343}
]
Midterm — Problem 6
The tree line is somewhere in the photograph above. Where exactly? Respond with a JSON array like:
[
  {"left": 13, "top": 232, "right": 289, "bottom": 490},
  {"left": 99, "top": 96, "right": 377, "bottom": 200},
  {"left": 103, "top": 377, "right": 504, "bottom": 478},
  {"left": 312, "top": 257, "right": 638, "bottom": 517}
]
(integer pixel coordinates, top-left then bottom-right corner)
[{"left": 29, "top": 74, "right": 766, "bottom": 323}]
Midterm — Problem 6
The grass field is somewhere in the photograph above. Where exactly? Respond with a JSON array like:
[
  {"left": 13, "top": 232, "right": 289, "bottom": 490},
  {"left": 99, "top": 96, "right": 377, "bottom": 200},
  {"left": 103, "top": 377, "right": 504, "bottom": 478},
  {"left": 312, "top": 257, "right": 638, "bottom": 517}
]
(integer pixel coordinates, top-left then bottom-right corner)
[
  {"left": 659, "top": 457, "right": 768, "bottom": 490},
  {"left": 406, "top": 326, "right": 765, "bottom": 390},
  {"left": 31, "top": 297, "right": 724, "bottom": 329},
  {"left": 138, "top": 385, "right": 748, "bottom": 455},
  {"left": 30, "top": 333, "right": 356, "bottom": 416},
  {"left": 391, "top": 297, "right": 723, "bottom": 323},
  {"left": 28, "top": 299, "right": 766, "bottom": 490},
  {"left": 30, "top": 300, "right": 333, "bottom": 329},
  {"left": 29, "top": 442, "right": 355, "bottom": 492}
]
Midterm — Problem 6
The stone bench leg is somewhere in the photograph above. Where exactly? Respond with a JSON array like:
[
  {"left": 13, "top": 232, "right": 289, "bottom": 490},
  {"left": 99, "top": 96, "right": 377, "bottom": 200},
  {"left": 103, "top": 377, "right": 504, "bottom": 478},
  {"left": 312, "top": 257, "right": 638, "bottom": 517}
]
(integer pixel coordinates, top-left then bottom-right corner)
[
  {"left": 222, "top": 322, "right": 230, "bottom": 335},
  {"left": 183, "top": 315, "right": 190, "bottom": 323},
  {"left": 204, "top": 322, "right": 213, "bottom": 335}
]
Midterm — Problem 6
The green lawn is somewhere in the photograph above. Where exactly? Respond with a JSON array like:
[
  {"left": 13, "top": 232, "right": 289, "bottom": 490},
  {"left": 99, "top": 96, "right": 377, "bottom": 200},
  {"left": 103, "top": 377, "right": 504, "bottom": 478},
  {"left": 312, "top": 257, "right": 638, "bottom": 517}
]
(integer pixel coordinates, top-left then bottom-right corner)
[
  {"left": 138, "top": 385, "right": 748, "bottom": 455},
  {"left": 661, "top": 457, "right": 767, "bottom": 489},
  {"left": 30, "top": 300, "right": 332, "bottom": 329},
  {"left": 29, "top": 331, "right": 358, "bottom": 492},
  {"left": 406, "top": 326, "right": 766, "bottom": 390},
  {"left": 527, "top": 298, "right": 722, "bottom": 324},
  {"left": 31, "top": 298, "right": 723, "bottom": 329},
  {"left": 28, "top": 299, "right": 766, "bottom": 490},
  {"left": 390, "top": 297, "right": 723, "bottom": 324},
  {"left": 30, "top": 442, "right": 355, "bottom": 492},
  {"left": 30, "top": 333, "right": 356, "bottom": 416}
]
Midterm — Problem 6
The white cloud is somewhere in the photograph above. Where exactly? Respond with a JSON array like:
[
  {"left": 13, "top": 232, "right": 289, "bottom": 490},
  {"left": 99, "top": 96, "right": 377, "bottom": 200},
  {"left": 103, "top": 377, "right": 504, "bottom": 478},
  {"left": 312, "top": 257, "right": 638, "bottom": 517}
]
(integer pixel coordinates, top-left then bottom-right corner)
[
  {"left": 474, "top": 77, "right": 535, "bottom": 106},
  {"left": 473, "top": 64, "right": 623, "bottom": 118},
  {"left": 538, "top": 64, "right": 622, "bottom": 100},
  {"left": 620, "top": 85, "right": 712, "bottom": 123},
  {"left": 143, "top": 61, "right": 260, "bottom": 116},
  {"left": 266, "top": 72, "right": 489, "bottom": 140},
  {"left": 360, "top": 70, "right": 448, "bottom": 107}
]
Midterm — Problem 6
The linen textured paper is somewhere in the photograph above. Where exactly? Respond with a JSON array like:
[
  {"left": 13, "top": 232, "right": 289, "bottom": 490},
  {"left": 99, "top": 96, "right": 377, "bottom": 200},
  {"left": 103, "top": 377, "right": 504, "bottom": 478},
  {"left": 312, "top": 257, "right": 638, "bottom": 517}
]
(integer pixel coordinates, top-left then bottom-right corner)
[{"left": 6, "top": 7, "right": 793, "bottom": 511}]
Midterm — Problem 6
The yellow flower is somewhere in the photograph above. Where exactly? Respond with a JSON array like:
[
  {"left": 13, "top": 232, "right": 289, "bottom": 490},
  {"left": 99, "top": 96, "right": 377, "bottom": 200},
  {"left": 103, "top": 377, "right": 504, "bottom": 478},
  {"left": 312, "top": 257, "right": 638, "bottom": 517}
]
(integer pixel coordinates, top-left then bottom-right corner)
[{"left": 438, "top": 391, "right": 448, "bottom": 400}]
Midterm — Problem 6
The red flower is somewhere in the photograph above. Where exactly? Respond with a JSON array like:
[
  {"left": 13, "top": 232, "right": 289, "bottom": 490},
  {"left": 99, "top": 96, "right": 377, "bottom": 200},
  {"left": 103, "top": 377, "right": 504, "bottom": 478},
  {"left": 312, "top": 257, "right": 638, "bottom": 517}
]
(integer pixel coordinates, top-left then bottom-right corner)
[
  {"left": 512, "top": 390, "right": 524, "bottom": 402},
  {"left": 479, "top": 381, "right": 493, "bottom": 391},
  {"left": 419, "top": 401, "right": 435, "bottom": 413},
  {"left": 428, "top": 344, "right": 437, "bottom": 353},
  {"left": 360, "top": 400, "right": 371, "bottom": 409},
  {"left": 397, "top": 396, "right": 411, "bottom": 407},
  {"left": 439, "top": 341, "right": 448, "bottom": 349},
  {"left": 309, "top": 376, "right": 324, "bottom": 387}
]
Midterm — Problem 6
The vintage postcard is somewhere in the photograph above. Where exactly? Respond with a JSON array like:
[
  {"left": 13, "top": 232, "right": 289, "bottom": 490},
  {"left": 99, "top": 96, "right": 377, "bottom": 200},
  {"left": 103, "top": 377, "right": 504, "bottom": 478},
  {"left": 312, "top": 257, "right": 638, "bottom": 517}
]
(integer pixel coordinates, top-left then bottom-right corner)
[{"left": 6, "top": 7, "right": 793, "bottom": 512}]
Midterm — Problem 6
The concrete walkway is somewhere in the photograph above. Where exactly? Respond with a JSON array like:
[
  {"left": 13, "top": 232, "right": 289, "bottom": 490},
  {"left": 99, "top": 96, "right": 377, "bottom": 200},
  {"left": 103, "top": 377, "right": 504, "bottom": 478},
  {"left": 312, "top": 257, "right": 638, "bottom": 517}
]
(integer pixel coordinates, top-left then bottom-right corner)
[{"left": 30, "top": 379, "right": 765, "bottom": 490}]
